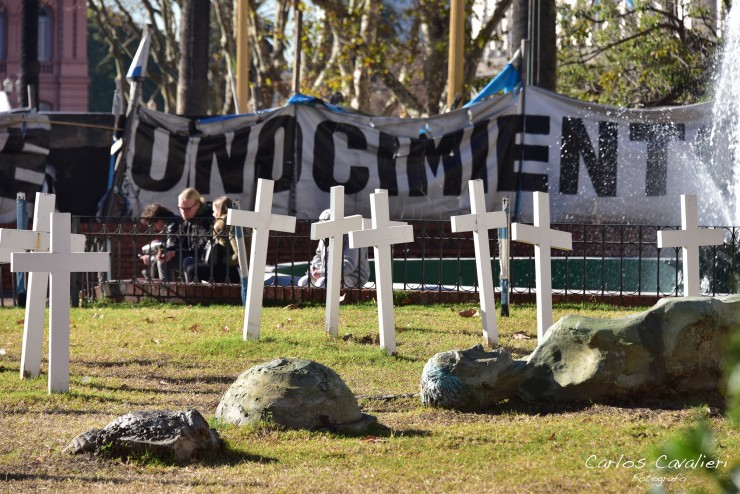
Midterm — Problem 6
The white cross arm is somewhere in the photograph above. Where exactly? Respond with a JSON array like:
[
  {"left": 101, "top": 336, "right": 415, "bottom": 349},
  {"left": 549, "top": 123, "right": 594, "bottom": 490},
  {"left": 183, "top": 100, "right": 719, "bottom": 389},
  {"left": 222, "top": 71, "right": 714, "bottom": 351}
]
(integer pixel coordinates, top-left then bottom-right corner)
[
  {"left": 269, "top": 213, "right": 296, "bottom": 233},
  {"left": 360, "top": 218, "right": 406, "bottom": 230},
  {"left": 0, "top": 229, "right": 87, "bottom": 253},
  {"left": 311, "top": 215, "right": 364, "bottom": 240},
  {"left": 512, "top": 223, "right": 573, "bottom": 251},
  {"left": 227, "top": 209, "right": 296, "bottom": 233},
  {"left": 349, "top": 225, "right": 414, "bottom": 250},
  {"left": 12, "top": 252, "right": 110, "bottom": 273},
  {"left": 452, "top": 211, "right": 507, "bottom": 233},
  {"left": 511, "top": 223, "right": 537, "bottom": 245},
  {"left": 451, "top": 214, "right": 477, "bottom": 233},
  {"left": 657, "top": 229, "right": 724, "bottom": 249},
  {"left": 0, "top": 247, "right": 12, "bottom": 263},
  {"left": 227, "top": 209, "right": 265, "bottom": 230}
]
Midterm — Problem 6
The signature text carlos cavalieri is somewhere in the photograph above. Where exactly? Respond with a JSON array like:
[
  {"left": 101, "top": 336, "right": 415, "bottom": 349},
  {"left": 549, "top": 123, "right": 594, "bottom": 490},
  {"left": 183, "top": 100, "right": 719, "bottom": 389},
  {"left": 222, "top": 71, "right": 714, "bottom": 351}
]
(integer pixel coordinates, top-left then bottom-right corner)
[{"left": 585, "top": 454, "right": 728, "bottom": 470}]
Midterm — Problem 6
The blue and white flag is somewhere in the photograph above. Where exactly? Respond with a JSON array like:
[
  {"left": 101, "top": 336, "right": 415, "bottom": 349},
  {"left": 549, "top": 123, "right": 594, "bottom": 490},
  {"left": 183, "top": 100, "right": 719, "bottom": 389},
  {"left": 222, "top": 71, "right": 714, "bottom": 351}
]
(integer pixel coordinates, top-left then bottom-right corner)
[
  {"left": 464, "top": 49, "right": 522, "bottom": 108},
  {"left": 126, "top": 25, "right": 152, "bottom": 81}
]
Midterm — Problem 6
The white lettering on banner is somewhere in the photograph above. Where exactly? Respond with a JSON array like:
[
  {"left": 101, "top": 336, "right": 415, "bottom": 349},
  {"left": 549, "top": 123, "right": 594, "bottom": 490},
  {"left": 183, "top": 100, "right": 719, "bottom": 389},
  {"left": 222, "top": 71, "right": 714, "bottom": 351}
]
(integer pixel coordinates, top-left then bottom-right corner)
[
  {"left": 119, "top": 88, "right": 729, "bottom": 226},
  {"left": 14, "top": 167, "right": 46, "bottom": 185}
]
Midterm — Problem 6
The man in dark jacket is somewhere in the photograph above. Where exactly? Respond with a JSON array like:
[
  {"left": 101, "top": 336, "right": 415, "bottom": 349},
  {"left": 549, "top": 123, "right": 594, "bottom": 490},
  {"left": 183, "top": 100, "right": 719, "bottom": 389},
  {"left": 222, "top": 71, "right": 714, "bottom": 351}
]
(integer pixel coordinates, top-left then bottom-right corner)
[{"left": 162, "top": 187, "right": 212, "bottom": 281}]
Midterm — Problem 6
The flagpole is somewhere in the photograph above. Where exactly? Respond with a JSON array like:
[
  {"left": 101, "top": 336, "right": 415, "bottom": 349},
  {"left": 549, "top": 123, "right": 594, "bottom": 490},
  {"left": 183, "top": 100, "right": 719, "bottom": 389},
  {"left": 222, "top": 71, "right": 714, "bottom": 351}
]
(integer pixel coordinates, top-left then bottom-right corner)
[
  {"left": 513, "top": 39, "right": 529, "bottom": 221},
  {"left": 499, "top": 197, "right": 510, "bottom": 317},
  {"left": 102, "top": 24, "right": 152, "bottom": 218},
  {"left": 232, "top": 200, "right": 250, "bottom": 305}
]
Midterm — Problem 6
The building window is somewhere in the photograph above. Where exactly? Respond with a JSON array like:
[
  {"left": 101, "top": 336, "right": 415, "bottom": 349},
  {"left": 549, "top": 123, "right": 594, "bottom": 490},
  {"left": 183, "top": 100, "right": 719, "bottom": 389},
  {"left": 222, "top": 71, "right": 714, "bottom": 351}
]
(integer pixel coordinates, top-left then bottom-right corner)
[{"left": 38, "top": 7, "right": 53, "bottom": 62}]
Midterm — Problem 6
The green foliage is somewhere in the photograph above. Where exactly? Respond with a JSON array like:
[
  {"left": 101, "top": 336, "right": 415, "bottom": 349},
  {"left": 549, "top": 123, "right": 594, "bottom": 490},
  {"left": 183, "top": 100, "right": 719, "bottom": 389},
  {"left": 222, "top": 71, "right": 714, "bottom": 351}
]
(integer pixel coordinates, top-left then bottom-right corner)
[
  {"left": 557, "top": 0, "right": 718, "bottom": 107},
  {"left": 87, "top": 14, "right": 118, "bottom": 113},
  {"left": 729, "top": 331, "right": 740, "bottom": 424}
]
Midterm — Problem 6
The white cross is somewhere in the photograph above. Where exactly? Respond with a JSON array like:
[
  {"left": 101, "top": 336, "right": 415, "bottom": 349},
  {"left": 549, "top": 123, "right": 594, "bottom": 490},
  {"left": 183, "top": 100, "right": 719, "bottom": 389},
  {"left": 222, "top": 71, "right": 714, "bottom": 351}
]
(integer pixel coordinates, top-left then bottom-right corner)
[
  {"left": 311, "top": 186, "right": 364, "bottom": 337},
  {"left": 657, "top": 194, "right": 724, "bottom": 297},
  {"left": 0, "top": 247, "right": 12, "bottom": 263},
  {"left": 0, "top": 193, "right": 87, "bottom": 380},
  {"left": 11, "top": 212, "right": 110, "bottom": 393},
  {"left": 227, "top": 179, "right": 296, "bottom": 340},
  {"left": 451, "top": 179, "right": 506, "bottom": 347},
  {"left": 511, "top": 192, "right": 572, "bottom": 343},
  {"left": 349, "top": 189, "right": 413, "bottom": 355}
]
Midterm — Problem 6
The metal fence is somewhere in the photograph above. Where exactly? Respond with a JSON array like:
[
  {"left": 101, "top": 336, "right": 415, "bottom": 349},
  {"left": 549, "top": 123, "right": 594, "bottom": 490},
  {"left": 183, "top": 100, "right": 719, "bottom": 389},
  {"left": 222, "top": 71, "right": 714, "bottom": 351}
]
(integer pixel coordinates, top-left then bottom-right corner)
[{"left": 1, "top": 218, "right": 738, "bottom": 306}]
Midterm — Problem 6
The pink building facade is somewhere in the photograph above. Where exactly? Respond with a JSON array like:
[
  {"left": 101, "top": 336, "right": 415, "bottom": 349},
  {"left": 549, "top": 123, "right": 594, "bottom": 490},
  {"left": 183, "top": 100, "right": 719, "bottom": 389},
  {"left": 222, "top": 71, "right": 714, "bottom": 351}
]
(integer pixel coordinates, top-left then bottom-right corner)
[{"left": 0, "top": 0, "right": 89, "bottom": 111}]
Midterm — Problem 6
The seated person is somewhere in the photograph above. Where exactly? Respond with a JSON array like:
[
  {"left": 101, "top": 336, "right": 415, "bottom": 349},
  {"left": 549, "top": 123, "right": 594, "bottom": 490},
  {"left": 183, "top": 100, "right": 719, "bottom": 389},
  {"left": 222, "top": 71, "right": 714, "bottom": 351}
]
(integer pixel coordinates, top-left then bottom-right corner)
[
  {"left": 166, "top": 187, "right": 212, "bottom": 282},
  {"left": 139, "top": 203, "right": 180, "bottom": 280},
  {"left": 187, "top": 195, "right": 244, "bottom": 283},
  {"left": 298, "top": 209, "right": 370, "bottom": 288}
]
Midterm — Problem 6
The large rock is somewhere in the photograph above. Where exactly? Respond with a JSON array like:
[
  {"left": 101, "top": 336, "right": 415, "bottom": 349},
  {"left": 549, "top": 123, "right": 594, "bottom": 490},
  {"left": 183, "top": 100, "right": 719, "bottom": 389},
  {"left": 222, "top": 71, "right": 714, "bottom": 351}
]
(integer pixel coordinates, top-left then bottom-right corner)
[
  {"left": 63, "top": 409, "right": 222, "bottom": 462},
  {"left": 421, "top": 295, "right": 740, "bottom": 411},
  {"left": 216, "top": 358, "right": 376, "bottom": 432}
]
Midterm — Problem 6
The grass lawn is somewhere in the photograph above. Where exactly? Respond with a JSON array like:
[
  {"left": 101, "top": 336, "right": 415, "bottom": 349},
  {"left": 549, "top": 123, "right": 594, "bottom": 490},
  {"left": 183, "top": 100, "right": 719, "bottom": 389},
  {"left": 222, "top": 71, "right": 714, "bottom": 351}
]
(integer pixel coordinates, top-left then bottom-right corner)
[{"left": 0, "top": 300, "right": 737, "bottom": 493}]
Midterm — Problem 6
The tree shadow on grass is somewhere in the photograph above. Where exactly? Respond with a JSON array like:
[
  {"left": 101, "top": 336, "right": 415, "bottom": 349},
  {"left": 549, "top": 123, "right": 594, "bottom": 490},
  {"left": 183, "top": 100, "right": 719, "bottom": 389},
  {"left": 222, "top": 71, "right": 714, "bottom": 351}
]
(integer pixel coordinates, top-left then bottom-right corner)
[
  {"left": 363, "top": 422, "right": 431, "bottom": 439},
  {"left": 62, "top": 444, "right": 278, "bottom": 469},
  {"left": 311, "top": 421, "right": 432, "bottom": 440},
  {"left": 79, "top": 377, "right": 232, "bottom": 396},
  {"left": 0, "top": 364, "right": 19, "bottom": 374},
  {"left": 479, "top": 391, "right": 727, "bottom": 417},
  {"left": 198, "top": 445, "right": 278, "bottom": 467},
  {"left": 1, "top": 468, "right": 273, "bottom": 489}
]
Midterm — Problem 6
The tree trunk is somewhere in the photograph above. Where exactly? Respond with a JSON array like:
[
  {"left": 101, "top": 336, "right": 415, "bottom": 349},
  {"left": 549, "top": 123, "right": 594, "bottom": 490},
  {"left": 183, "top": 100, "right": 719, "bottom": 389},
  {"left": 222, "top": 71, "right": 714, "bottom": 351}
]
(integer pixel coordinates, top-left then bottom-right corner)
[
  {"left": 177, "top": 0, "right": 211, "bottom": 115},
  {"left": 351, "top": 0, "right": 381, "bottom": 111},
  {"left": 511, "top": 0, "right": 556, "bottom": 91},
  {"left": 420, "top": 1, "right": 449, "bottom": 114},
  {"left": 537, "top": 0, "right": 557, "bottom": 91},
  {"left": 20, "top": 0, "right": 39, "bottom": 109},
  {"left": 511, "top": 0, "right": 529, "bottom": 83}
]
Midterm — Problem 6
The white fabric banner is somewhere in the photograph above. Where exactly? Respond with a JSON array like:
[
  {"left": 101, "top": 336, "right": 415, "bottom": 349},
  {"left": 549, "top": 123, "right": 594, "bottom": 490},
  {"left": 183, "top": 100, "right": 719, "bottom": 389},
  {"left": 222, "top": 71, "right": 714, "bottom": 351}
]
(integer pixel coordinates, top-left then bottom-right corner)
[
  {"left": 0, "top": 114, "right": 51, "bottom": 223},
  {"left": 126, "top": 95, "right": 521, "bottom": 220},
  {"left": 3, "top": 89, "right": 731, "bottom": 226},
  {"left": 123, "top": 88, "right": 732, "bottom": 225},
  {"left": 522, "top": 87, "right": 726, "bottom": 225}
]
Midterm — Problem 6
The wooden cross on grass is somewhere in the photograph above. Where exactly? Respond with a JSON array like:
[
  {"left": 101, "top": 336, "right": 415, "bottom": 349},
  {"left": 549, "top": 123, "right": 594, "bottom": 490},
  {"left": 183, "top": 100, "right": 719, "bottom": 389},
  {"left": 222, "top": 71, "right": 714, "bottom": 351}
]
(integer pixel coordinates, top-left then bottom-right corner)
[
  {"left": 451, "top": 179, "right": 507, "bottom": 347},
  {"left": 227, "top": 179, "right": 296, "bottom": 340},
  {"left": 11, "top": 212, "right": 109, "bottom": 393},
  {"left": 310, "top": 185, "right": 364, "bottom": 337},
  {"left": 0, "top": 193, "right": 87, "bottom": 380},
  {"left": 511, "top": 192, "right": 572, "bottom": 344},
  {"left": 349, "top": 189, "right": 413, "bottom": 355},
  {"left": 657, "top": 194, "right": 724, "bottom": 296}
]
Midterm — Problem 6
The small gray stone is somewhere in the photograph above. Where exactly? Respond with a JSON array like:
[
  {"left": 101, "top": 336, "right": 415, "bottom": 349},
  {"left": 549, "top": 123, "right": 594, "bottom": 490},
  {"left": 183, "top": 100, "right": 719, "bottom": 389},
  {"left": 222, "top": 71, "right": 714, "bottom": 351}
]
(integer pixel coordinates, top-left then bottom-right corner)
[
  {"left": 64, "top": 409, "right": 222, "bottom": 462},
  {"left": 216, "top": 358, "right": 376, "bottom": 432},
  {"left": 421, "top": 295, "right": 740, "bottom": 411}
]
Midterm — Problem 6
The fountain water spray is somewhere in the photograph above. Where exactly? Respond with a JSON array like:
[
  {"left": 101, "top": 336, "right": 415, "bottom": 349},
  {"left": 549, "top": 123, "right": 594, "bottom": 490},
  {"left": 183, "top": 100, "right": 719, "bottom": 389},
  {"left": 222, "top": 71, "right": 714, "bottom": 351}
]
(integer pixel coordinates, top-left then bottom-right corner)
[{"left": 709, "top": 3, "right": 740, "bottom": 226}]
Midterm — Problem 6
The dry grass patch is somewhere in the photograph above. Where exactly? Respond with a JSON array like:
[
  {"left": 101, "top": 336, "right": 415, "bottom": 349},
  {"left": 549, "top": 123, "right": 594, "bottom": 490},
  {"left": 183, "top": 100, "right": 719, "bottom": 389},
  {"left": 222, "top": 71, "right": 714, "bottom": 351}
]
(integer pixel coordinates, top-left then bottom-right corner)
[{"left": 0, "top": 301, "right": 737, "bottom": 493}]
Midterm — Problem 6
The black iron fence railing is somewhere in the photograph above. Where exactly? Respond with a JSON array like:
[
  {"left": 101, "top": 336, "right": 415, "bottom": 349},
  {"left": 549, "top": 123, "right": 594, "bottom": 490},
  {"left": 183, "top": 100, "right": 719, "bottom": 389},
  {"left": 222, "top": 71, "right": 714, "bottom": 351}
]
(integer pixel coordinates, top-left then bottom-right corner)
[{"left": 1, "top": 219, "right": 738, "bottom": 306}]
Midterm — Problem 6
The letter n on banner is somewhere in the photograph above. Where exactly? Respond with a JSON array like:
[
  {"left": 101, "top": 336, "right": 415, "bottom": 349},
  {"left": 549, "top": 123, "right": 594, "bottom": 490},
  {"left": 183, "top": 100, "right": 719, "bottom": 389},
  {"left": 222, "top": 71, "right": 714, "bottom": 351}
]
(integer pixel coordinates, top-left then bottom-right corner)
[{"left": 559, "top": 118, "right": 618, "bottom": 197}]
